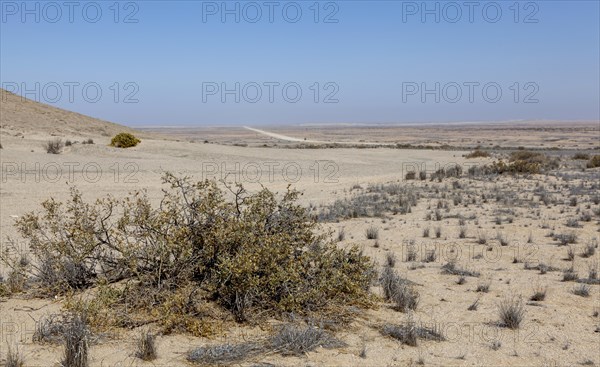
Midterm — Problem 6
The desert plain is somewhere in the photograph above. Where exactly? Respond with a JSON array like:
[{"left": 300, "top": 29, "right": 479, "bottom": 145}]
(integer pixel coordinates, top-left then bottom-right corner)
[{"left": 0, "top": 90, "right": 599, "bottom": 366}]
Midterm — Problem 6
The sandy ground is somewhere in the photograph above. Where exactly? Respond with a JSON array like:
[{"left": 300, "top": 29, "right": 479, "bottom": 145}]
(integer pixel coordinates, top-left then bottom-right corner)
[{"left": 0, "top": 93, "right": 599, "bottom": 366}]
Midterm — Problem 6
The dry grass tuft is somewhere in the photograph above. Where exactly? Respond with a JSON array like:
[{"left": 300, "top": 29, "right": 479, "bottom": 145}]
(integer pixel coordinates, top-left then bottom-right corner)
[
  {"left": 572, "top": 284, "right": 591, "bottom": 297},
  {"left": 441, "top": 262, "right": 480, "bottom": 277},
  {"left": 62, "top": 313, "right": 90, "bottom": 367},
  {"left": 135, "top": 329, "right": 157, "bottom": 361},
  {"left": 188, "top": 342, "right": 262, "bottom": 365},
  {"left": 269, "top": 323, "right": 345, "bottom": 356},
  {"left": 498, "top": 296, "right": 525, "bottom": 329},
  {"left": 381, "top": 319, "right": 444, "bottom": 347},
  {"left": 5, "top": 345, "right": 24, "bottom": 367},
  {"left": 380, "top": 266, "right": 419, "bottom": 312},
  {"left": 44, "top": 138, "right": 63, "bottom": 154}
]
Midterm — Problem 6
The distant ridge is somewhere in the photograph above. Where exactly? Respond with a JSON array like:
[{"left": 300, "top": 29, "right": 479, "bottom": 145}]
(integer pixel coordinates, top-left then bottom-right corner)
[{"left": 0, "top": 88, "right": 137, "bottom": 137}]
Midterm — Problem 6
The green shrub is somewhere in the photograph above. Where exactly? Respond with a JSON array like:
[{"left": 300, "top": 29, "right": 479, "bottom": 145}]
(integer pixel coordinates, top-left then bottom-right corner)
[
  {"left": 587, "top": 155, "right": 600, "bottom": 168},
  {"left": 13, "top": 174, "right": 375, "bottom": 334},
  {"left": 110, "top": 133, "right": 140, "bottom": 148}
]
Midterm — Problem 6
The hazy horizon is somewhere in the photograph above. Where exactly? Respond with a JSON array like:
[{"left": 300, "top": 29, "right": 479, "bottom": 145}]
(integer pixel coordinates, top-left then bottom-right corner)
[{"left": 2, "top": 1, "right": 599, "bottom": 126}]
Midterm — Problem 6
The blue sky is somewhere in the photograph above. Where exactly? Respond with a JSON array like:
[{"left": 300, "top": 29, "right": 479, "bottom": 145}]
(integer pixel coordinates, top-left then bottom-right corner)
[{"left": 1, "top": 1, "right": 599, "bottom": 126}]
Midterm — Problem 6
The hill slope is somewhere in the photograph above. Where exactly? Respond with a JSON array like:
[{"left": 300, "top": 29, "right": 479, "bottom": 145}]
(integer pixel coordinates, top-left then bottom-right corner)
[{"left": 0, "top": 88, "right": 136, "bottom": 138}]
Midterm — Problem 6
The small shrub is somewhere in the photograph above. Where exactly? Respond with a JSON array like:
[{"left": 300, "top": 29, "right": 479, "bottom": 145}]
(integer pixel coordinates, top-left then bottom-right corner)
[
  {"left": 476, "top": 281, "right": 490, "bottom": 293},
  {"left": 572, "top": 284, "right": 590, "bottom": 297},
  {"left": 382, "top": 323, "right": 416, "bottom": 347},
  {"left": 573, "top": 153, "right": 590, "bottom": 160},
  {"left": 405, "top": 246, "right": 417, "bottom": 262},
  {"left": 497, "top": 232, "right": 509, "bottom": 246},
  {"left": 0, "top": 252, "right": 28, "bottom": 295},
  {"left": 422, "top": 227, "right": 430, "bottom": 238},
  {"left": 563, "top": 267, "right": 579, "bottom": 282},
  {"left": 555, "top": 232, "right": 577, "bottom": 246},
  {"left": 581, "top": 241, "right": 596, "bottom": 258},
  {"left": 566, "top": 218, "right": 580, "bottom": 228},
  {"left": 567, "top": 246, "right": 575, "bottom": 261},
  {"left": 110, "top": 132, "right": 141, "bottom": 148},
  {"left": 588, "top": 262, "right": 598, "bottom": 280},
  {"left": 380, "top": 266, "right": 419, "bottom": 312},
  {"left": 477, "top": 232, "right": 488, "bottom": 245},
  {"left": 441, "top": 262, "right": 480, "bottom": 277},
  {"left": 386, "top": 252, "right": 396, "bottom": 268},
  {"left": 135, "top": 329, "right": 157, "bottom": 361},
  {"left": 65, "top": 140, "right": 73, "bottom": 146},
  {"left": 359, "top": 346, "right": 367, "bottom": 358},
  {"left": 586, "top": 155, "right": 600, "bottom": 168},
  {"left": 337, "top": 228, "right": 345, "bottom": 242},
  {"left": 62, "top": 313, "right": 90, "bottom": 367},
  {"left": 459, "top": 226, "right": 467, "bottom": 239},
  {"left": 188, "top": 342, "right": 261, "bottom": 364},
  {"left": 366, "top": 226, "right": 379, "bottom": 240},
  {"left": 423, "top": 249, "right": 436, "bottom": 263},
  {"left": 5, "top": 345, "right": 24, "bottom": 367},
  {"left": 381, "top": 321, "right": 444, "bottom": 347},
  {"left": 468, "top": 298, "right": 480, "bottom": 311},
  {"left": 380, "top": 266, "right": 397, "bottom": 300},
  {"left": 45, "top": 138, "right": 64, "bottom": 154},
  {"left": 580, "top": 212, "right": 592, "bottom": 222},
  {"left": 82, "top": 138, "right": 94, "bottom": 145},
  {"left": 568, "top": 197, "right": 579, "bottom": 208},
  {"left": 434, "top": 227, "right": 442, "bottom": 238},
  {"left": 391, "top": 283, "right": 420, "bottom": 312},
  {"left": 33, "top": 313, "right": 68, "bottom": 344},
  {"left": 405, "top": 171, "right": 416, "bottom": 180},
  {"left": 269, "top": 324, "right": 345, "bottom": 356},
  {"left": 530, "top": 286, "right": 547, "bottom": 301},
  {"left": 490, "top": 340, "right": 502, "bottom": 351},
  {"left": 465, "top": 150, "right": 490, "bottom": 159},
  {"left": 498, "top": 296, "right": 525, "bottom": 329},
  {"left": 509, "top": 150, "right": 546, "bottom": 164}
]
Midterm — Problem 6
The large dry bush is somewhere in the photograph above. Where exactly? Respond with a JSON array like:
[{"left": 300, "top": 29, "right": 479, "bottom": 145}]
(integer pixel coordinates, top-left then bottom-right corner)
[{"left": 13, "top": 174, "right": 375, "bottom": 333}]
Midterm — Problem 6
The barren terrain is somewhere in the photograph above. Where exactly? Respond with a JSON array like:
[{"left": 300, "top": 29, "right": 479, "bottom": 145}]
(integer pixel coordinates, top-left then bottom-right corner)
[{"left": 1, "top": 91, "right": 599, "bottom": 366}]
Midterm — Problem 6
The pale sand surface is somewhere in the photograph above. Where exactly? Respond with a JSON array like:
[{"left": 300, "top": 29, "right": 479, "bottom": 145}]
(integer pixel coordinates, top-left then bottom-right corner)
[{"left": 1, "top": 91, "right": 599, "bottom": 366}]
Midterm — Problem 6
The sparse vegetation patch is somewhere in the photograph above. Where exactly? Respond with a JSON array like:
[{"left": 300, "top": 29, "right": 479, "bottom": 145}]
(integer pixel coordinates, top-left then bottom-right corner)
[{"left": 11, "top": 174, "right": 376, "bottom": 334}]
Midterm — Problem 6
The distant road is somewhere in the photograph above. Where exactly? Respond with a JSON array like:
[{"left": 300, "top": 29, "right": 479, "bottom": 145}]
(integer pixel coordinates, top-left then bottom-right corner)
[
  {"left": 243, "top": 126, "right": 393, "bottom": 146},
  {"left": 243, "top": 126, "right": 323, "bottom": 143}
]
